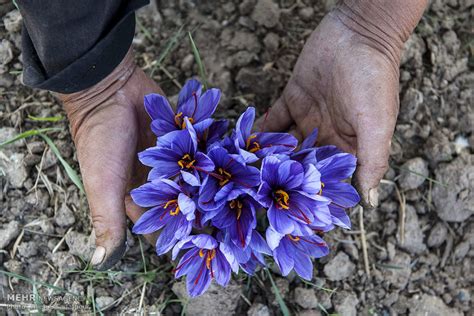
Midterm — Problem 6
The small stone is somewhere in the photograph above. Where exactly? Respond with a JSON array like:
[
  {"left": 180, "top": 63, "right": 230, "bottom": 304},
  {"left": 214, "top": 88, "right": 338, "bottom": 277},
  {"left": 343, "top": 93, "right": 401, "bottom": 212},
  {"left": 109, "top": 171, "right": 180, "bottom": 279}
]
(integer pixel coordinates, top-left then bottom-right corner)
[
  {"left": 323, "top": 252, "right": 355, "bottom": 281},
  {"left": 382, "top": 251, "right": 411, "bottom": 289},
  {"left": 41, "top": 148, "right": 58, "bottom": 170},
  {"left": 239, "top": 0, "right": 256, "bottom": 15},
  {"left": 409, "top": 294, "right": 462, "bottom": 316},
  {"left": 298, "top": 7, "right": 314, "bottom": 21},
  {"left": 333, "top": 291, "right": 358, "bottom": 316},
  {"left": 294, "top": 287, "right": 318, "bottom": 309},
  {"left": 95, "top": 296, "right": 114, "bottom": 310},
  {"left": 54, "top": 204, "right": 76, "bottom": 227},
  {"left": 453, "top": 240, "right": 470, "bottom": 260},
  {"left": 247, "top": 303, "right": 270, "bottom": 316},
  {"left": 401, "top": 33, "right": 425, "bottom": 66},
  {"left": 172, "top": 280, "right": 241, "bottom": 316},
  {"left": 397, "top": 205, "right": 426, "bottom": 254},
  {"left": 3, "top": 10, "right": 22, "bottom": 33},
  {"left": 226, "top": 51, "right": 255, "bottom": 68},
  {"left": 229, "top": 31, "right": 261, "bottom": 53},
  {"left": 0, "top": 153, "right": 28, "bottom": 188},
  {"left": 263, "top": 32, "right": 280, "bottom": 52},
  {"left": 4, "top": 259, "right": 22, "bottom": 274},
  {"left": 65, "top": 230, "right": 95, "bottom": 261},
  {"left": 251, "top": 0, "right": 280, "bottom": 28},
  {"left": 400, "top": 88, "right": 423, "bottom": 122},
  {"left": 456, "top": 289, "right": 471, "bottom": 303},
  {"left": 17, "top": 241, "right": 38, "bottom": 258},
  {"left": 298, "top": 310, "right": 322, "bottom": 316},
  {"left": 180, "top": 54, "right": 195, "bottom": 71},
  {"left": 236, "top": 67, "right": 272, "bottom": 94},
  {"left": 0, "top": 221, "right": 20, "bottom": 249},
  {"left": 0, "top": 127, "right": 23, "bottom": 149},
  {"left": 432, "top": 155, "right": 474, "bottom": 222},
  {"left": 397, "top": 158, "right": 429, "bottom": 190},
  {"left": 424, "top": 131, "right": 454, "bottom": 166},
  {"left": 427, "top": 222, "right": 448, "bottom": 247},
  {"left": 27, "top": 141, "right": 45, "bottom": 154},
  {"left": 0, "top": 39, "right": 13, "bottom": 66}
]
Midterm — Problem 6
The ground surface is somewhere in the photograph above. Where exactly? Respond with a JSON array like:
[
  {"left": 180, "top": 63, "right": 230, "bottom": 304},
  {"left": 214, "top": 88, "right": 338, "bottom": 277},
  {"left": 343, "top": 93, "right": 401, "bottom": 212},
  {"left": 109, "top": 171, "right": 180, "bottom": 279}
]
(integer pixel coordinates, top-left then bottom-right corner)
[{"left": 0, "top": 0, "right": 473, "bottom": 315}]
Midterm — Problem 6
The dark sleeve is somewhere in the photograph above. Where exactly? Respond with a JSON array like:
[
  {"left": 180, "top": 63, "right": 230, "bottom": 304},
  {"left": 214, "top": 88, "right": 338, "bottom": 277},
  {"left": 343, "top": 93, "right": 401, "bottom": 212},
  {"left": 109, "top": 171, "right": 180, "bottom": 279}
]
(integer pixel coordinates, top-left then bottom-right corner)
[{"left": 17, "top": 0, "right": 149, "bottom": 94}]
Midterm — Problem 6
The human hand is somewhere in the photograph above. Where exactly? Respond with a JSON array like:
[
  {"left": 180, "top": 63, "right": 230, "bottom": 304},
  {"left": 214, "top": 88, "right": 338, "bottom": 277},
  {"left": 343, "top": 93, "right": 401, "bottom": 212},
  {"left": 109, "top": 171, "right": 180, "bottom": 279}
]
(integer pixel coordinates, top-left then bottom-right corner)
[
  {"left": 57, "top": 50, "right": 160, "bottom": 270},
  {"left": 258, "top": 1, "right": 427, "bottom": 208}
]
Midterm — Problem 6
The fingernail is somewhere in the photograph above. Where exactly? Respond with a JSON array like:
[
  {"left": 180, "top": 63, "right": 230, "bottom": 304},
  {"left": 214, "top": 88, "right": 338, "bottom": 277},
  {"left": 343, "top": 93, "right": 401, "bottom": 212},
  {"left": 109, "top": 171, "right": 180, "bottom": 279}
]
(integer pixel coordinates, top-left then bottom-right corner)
[
  {"left": 90, "top": 246, "right": 106, "bottom": 266},
  {"left": 368, "top": 187, "right": 379, "bottom": 208}
]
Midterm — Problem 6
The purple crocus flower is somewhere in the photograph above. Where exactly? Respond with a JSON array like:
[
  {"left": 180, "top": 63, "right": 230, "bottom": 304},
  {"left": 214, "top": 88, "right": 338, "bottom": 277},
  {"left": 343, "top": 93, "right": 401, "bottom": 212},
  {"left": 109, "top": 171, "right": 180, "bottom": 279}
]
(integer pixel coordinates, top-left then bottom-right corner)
[
  {"left": 144, "top": 79, "right": 221, "bottom": 136},
  {"left": 266, "top": 227, "right": 329, "bottom": 280},
  {"left": 198, "top": 146, "right": 260, "bottom": 212},
  {"left": 131, "top": 179, "right": 196, "bottom": 255},
  {"left": 210, "top": 190, "right": 259, "bottom": 248},
  {"left": 231, "top": 107, "right": 297, "bottom": 162},
  {"left": 172, "top": 235, "right": 233, "bottom": 297},
  {"left": 219, "top": 230, "right": 271, "bottom": 275},
  {"left": 256, "top": 156, "right": 332, "bottom": 234},
  {"left": 139, "top": 118, "right": 214, "bottom": 184}
]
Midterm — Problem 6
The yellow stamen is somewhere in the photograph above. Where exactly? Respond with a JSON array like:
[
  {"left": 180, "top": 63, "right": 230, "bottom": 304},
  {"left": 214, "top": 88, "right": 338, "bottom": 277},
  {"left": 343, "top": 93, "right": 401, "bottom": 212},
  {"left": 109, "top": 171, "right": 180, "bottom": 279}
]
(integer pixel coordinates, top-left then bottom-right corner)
[
  {"left": 206, "top": 249, "right": 216, "bottom": 269},
  {"left": 218, "top": 167, "right": 232, "bottom": 186},
  {"left": 178, "top": 153, "right": 195, "bottom": 169},
  {"left": 174, "top": 112, "right": 183, "bottom": 127},
  {"left": 199, "top": 249, "right": 205, "bottom": 258},
  {"left": 288, "top": 235, "right": 300, "bottom": 242},
  {"left": 319, "top": 182, "right": 325, "bottom": 195},
  {"left": 246, "top": 134, "right": 261, "bottom": 153},
  {"left": 275, "top": 189, "right": 290, "bottom": 209},
  {"left": 164, "top": 199, "right": 180, "bottom": 216}
]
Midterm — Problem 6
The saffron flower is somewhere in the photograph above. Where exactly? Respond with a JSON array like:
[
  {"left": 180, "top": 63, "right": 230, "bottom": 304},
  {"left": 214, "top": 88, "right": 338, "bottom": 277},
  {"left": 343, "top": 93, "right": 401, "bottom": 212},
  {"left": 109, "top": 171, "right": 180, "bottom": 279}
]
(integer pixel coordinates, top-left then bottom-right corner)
[
  {"left": 229, "top": 107, "right": 298, "bottom": 162},
  {"left": 138, "top": 118, "right": 214, "bottom": 183},
  {"left": 131, "top": 179, "right": 196, "bottom": 254},
  {"left": 266, "top": 227, "right": 329, "bottom": 280},
  {"left": 198, "top": 146, "right": 260, "bottom": 212},
  {"left": 145, "top": 79, "right": 221, "bottom": 136},
  {"left": 132, "top": 79, "right": 360, "bottom": 297},
  {"left": 172, "top": 235, "right": 233, "bottom": 297},
  {"left": 257, "top": 156, "right": 331, "bottom": 235}
]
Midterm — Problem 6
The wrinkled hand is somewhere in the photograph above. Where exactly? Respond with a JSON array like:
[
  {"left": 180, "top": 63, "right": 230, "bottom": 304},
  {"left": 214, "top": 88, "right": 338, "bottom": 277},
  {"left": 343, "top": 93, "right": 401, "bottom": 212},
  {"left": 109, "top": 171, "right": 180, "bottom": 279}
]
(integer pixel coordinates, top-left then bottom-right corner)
[
  {"left": 259, "top": 12, "right": 403, "bottom": 208},
  {"left": 57, "top": 50, "right": 160, "bottom": 270}
]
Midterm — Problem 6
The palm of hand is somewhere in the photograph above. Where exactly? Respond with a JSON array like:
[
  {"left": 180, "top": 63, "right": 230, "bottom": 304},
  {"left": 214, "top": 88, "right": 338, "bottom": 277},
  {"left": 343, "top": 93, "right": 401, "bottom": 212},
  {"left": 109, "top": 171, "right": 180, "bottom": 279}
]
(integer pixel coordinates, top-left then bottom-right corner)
[{"left": 263, "top": 14, "right": 400, "bottom": 206}]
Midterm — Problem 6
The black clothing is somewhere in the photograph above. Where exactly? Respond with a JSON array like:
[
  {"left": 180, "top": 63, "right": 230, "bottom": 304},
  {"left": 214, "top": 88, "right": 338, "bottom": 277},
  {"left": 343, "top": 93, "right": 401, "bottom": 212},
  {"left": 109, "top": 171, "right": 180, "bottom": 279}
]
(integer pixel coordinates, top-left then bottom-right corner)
[{"left": 17, "top": 0, "right": 148, "bottom": 93}]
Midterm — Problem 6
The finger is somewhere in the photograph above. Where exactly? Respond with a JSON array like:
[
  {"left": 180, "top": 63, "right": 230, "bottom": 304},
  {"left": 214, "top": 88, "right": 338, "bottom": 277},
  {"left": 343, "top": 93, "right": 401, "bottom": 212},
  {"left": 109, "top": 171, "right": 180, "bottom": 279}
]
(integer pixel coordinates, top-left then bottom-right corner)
[
  {"left": 76, "top": 119, "right": 134, "bottom": 270},
  {"left": 125, "top": 195, "right": 159, "bottom": 245},
  {"left": 353, "top": 109, "right": 397, "bottom": 209},
  {"left": 254, "top": 97, "right": 293, "bottom": 132}
]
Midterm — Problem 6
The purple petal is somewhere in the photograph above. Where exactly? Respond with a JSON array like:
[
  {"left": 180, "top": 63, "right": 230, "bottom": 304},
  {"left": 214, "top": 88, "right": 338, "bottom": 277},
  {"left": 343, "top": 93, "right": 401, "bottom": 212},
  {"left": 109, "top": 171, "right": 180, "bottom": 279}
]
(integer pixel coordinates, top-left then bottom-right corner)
[
  {"left": 193, "top": 88, "right": 221, "bottom": 122},
  {"left": 194, "top": 152, "right": 215, "bottom": 172},
  {"left": 300, "top": 164, "right": 321, "bottom": 195},
  {"left": 151, "top": 118, "right": 176, "bottom": 137},
  {"left": 317, "top": 153, "right": 357, "bottom": 181},
  {"left": 178, "top": 193, "right": 196, "bottom": 220},
  {"left": 236, "top": 107, "right": 255, "bottom": 146},
  {"left": 293, "top": 250, "right": 313, "bottom": 280},
  {"left": 261, "top": 156, "right": 281, "bottom": 187},
  {"left": 212, "top": 251, "right": 231, "bottom": 286},
  {"left": 131, "top": 180, "right": 178, "bottom": 207},
  {"left": 323, "top": 182, "right": 360, "bottom": 208},
  {"left": 191, "top": 234, "right": 218, "bottom": 249},
  {"left": 219, "top": 242, "right": 239, "bottom": 273},
  {"left": 187, "top": 260, "right": 212, "bottom": 297},
  {"left": 255, "top": 132, "right": 298, "bottom": 156},
  {"left": 132, "top": 206, "right": 168, "bottom": 234},
  {"left": 267, "top": 204, "right": 294, "bottom": 234},
  {"left": 175, "top": 247, "right": 200, "bottom": 278},
  {"left": 144, "top": 93, "right": 175, "bottom": 122},
  {"left": 315, "top": 145, "right": 342, "bottom": 161},
  {"left": 250, "top": 231, "right": 271, "bottom": 255},
  {"left": 278, "top": 160, "right": 304, "bottom": 190},
  {"left": 329, "top": 204, "right": 351, "bottom": 229},
  {"left": 300, "top": 128, "right": 318, "bottom": 150},
  {"left": 177, "top": 79, "right": 202, "bottom": 110},
  {"left": 274, "top": 239, "right": 294, "bottom": 276},
  {"left": 181, "top": 170, "right": 201, "bottom": 186},
  {"left": 266, "top": 227, "right": 284, "bottom": 250}
]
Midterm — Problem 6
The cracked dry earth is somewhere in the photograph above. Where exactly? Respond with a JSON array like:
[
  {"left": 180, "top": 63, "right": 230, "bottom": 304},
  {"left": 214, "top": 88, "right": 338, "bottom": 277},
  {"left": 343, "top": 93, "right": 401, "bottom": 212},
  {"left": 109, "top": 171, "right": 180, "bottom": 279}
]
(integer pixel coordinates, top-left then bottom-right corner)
[{"left": 0, "top": 0, "right": 473, "bottom": 315}]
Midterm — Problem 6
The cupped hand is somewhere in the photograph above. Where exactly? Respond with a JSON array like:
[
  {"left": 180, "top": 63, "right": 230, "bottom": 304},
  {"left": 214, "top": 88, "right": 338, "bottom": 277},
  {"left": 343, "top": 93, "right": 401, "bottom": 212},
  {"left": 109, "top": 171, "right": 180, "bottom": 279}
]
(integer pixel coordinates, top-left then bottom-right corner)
[
  {"left": 259, "top": 12, "right": 402, "bottom": 208},
  {"left": 57, "top": 50, "right": 160, "bottom": 270}
]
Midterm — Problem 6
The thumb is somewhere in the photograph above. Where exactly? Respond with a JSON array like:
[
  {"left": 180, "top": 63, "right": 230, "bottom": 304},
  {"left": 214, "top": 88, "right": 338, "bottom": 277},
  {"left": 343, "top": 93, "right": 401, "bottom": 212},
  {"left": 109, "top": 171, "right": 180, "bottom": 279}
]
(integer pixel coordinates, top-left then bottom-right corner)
[{"left": 353, "top": 114, "right": 395, "bottom": 208}]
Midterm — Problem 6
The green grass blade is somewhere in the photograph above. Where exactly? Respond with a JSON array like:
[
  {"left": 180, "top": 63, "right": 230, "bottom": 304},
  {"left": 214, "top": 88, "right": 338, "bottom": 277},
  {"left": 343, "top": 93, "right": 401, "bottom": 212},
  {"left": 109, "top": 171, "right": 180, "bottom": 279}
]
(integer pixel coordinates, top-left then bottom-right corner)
[
  {"left": 0, "top": 127, "right": 62, "bottom": 149},
  {"left": 27, "top": 115, "right": 64, "bottom": 122},
  {"left": 188, "top": 31, "right": 208, "bottom": 90},
  {"left": 0, "top": 270, "right": 79, "bottom": 296},
  {"left": 265, "top": 269, "right": 290, "bottom": 316},
  {"left": 39, "top": 133, "right": 85, "bottom": 194}
]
